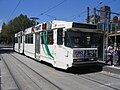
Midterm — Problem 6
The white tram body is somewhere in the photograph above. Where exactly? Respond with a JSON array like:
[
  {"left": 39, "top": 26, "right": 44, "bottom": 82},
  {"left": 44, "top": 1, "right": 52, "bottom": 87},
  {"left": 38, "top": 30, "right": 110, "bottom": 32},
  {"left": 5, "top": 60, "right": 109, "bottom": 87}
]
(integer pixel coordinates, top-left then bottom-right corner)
[
  {"left": 24, "top": 27, "right": 35, "bottom": 58},
  {"left": 14, "top": 31, "right": 24, "bottom": 53},
  {"left": 14, "top": 20, "right": 103, "bottom": 69}
]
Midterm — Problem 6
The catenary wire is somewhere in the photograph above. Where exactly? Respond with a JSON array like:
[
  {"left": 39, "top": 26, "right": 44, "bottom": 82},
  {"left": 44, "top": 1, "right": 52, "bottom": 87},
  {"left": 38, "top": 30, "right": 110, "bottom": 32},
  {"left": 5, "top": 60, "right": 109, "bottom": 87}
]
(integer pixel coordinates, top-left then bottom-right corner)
[
  {"left": 38, "top": 0, "right": 67, "bottom": 17},
  {"left": 7, "top": 0, "right": 22, "bottom": 22}
]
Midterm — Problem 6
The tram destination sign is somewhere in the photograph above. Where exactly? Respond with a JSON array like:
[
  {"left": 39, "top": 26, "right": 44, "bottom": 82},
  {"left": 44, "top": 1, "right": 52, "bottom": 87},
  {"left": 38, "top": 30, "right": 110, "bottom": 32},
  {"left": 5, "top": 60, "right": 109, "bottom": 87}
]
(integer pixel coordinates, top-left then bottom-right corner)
[{"left": 72, "top": 22, "right": 97, "bottom": 29}]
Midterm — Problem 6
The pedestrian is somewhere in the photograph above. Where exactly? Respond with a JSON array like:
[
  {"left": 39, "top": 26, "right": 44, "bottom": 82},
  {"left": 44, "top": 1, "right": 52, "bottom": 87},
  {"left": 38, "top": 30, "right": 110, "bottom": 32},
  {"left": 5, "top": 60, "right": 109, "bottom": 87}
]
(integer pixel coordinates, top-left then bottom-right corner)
[
  {"left": 105, "top": 43, "right": 114, "bottom": 66},
  {"left": 117, "top": 43, "right": 120, "bottom": 65}
]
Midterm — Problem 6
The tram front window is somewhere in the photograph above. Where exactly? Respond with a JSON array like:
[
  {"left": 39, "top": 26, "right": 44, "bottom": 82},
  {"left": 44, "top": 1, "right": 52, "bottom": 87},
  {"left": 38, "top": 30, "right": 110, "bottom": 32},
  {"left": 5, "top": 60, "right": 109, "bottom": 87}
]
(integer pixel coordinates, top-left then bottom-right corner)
[{"left": 64, "top": 31, "right": 99, "bottom": 48}]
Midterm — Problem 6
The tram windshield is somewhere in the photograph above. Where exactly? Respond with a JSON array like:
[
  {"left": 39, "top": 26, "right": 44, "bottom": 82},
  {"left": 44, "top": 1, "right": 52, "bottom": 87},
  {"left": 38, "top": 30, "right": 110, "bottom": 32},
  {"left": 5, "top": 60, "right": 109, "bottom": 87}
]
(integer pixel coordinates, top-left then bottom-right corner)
[{"left": 64, "top": 30, "right": 100, "bottom": 48}]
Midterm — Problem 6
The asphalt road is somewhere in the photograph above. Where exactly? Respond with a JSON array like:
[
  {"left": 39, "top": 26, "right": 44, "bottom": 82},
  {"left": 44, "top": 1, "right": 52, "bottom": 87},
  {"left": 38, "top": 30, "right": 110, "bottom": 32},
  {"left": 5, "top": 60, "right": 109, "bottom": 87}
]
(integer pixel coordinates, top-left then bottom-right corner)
[{"left": 0, "top": 48, "right": 120, "bottom": 90}]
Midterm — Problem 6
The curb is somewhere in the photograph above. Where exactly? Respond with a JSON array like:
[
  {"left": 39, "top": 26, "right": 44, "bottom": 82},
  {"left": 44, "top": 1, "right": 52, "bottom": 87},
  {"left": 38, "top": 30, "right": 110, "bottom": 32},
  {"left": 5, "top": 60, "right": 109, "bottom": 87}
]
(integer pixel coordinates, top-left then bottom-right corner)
[
  {"left": 97, "top": 61, "right": 120, "bottom": 74},
  {"left": 103, "top": 65, "right": 120, "bottom": 74}
]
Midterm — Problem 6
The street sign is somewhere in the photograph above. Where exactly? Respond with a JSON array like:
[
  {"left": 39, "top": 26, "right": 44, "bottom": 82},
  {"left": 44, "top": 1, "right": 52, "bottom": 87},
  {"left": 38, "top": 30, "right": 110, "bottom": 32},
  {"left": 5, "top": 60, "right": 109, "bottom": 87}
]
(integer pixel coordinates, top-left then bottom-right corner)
[{"left": 113, "top": 16, "right": 119, "bottom": 23}]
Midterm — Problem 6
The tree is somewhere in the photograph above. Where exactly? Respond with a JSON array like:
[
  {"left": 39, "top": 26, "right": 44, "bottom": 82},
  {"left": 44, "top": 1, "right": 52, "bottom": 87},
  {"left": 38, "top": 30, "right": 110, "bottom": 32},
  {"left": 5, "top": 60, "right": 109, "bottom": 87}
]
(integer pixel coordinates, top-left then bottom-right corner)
[
  {"left": 0, "top": 22, "right": 8, "bottom": 43},
  {"left": 0, "top": 14, "right": 35, "bottom": 44},
  {"left": 7, "top": 14, "right": 34, "bottom": 33}
]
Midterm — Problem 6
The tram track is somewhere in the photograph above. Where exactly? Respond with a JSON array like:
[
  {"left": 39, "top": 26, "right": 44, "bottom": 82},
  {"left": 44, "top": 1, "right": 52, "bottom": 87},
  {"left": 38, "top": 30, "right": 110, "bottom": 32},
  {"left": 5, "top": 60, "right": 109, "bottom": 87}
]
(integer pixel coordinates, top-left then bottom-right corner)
[
  {"left": 0, "top": 54, "right": 21, "bottom": 90},
  {"left": 92, "top": 71, "right": 120, "bottom": 80},
  {"left": 1, "top": 50, "right": 120, "bottom": 90},
  {"left": 1, "top": 52, "right": 63, "bottom": 90},
  {"left": 10, "top": 53, "right": 63, "bottom": 90},
  {"left": 10, "top": 52, "right": 120, "bottom": 90},
  {"left": 79, "top": 75, "right": 119, "bottom": 90},
  {"left": 74, "top": 68, "right": 120, "bottom": 90}
]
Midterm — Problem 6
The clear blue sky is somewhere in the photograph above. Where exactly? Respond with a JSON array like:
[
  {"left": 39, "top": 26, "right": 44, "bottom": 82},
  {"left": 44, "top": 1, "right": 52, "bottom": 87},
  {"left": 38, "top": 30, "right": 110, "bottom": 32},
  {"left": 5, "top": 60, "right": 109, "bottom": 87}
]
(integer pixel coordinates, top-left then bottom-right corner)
[{"left": 0, "top": 0, "right": 120, "bottom": 27}]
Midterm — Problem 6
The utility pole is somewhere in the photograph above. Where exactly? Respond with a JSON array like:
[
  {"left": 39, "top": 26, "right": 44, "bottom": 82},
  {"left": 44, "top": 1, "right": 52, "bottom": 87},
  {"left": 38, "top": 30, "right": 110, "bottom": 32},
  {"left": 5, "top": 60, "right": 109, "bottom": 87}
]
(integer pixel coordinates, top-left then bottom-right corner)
[
  {"left": 97, "top": 9, "right": 120, "bottom": 61},
  {"left": 105, "top": 11, "right": 110, "bottom": 61},
  {"left": 96, "top": 6, "right": 110, "bottom": 61},
  {"left": 94, "top": 8, "right": 96, "bottom": 24},
  {"left": 87, "top": 7, "right": 90, "bottom": 23},
  {"left": 93, "top": 1, "right": 102, "bottom": 24},
  {"left": 113, "top": 16, "right": 119, "bottom": 49}
]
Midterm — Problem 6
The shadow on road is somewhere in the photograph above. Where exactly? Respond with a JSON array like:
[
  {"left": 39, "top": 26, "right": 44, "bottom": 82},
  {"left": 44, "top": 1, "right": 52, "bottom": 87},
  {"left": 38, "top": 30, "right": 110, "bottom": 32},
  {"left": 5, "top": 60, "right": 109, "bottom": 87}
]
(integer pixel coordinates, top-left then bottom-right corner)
[{"left": 66, "top": 63, "right": 106, "bottom": 74}]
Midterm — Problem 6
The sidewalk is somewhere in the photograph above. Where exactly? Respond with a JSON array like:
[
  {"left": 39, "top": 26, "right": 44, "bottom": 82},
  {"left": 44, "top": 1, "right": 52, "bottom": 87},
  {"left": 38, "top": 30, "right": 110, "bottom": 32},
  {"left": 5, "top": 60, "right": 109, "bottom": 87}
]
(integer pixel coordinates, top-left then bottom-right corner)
[{"left": 97, "top": 60, "right": 120, "bottom": 75}]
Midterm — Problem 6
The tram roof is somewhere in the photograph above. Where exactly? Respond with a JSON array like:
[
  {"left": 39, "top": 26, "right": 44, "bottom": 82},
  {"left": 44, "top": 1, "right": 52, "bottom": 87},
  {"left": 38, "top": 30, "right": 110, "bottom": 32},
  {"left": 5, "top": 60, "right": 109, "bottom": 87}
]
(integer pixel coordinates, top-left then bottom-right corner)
[
  {"left": 22, "top": 20, "right": 104, "bottom": 34},
  {"left": 50, "top": 20, "right": 98, "bottom": 29},
  {"left": 15, "top": 31, "right": 23, "bottom": 37}
]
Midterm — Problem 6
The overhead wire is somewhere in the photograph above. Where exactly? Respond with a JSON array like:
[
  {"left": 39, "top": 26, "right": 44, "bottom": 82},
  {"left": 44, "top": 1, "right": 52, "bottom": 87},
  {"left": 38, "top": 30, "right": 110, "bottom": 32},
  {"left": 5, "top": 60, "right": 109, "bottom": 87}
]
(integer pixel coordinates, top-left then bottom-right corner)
[
  {"left": 104, "top": 0, "right": 115, "bottom": 5},
  {"left": 107, "top": 0, "right": 120, "bottom": 13},
  {"left": 6, "top": 0, "right": 115, "bottom": 23},
  {"left": 69, "top": 11, "right": 86, "bottom": 21},
  {"left": 7, "top": 0, "right": 22, "bottom": 22},
  {"left": 59, "top": 2, "right": 87, "bottom": 21},
  {"left": 38, "top": 0, "right": 67, "bottom": 18},
  {"left": 42, "top": 14, "right": 57, "bottom": 20}
]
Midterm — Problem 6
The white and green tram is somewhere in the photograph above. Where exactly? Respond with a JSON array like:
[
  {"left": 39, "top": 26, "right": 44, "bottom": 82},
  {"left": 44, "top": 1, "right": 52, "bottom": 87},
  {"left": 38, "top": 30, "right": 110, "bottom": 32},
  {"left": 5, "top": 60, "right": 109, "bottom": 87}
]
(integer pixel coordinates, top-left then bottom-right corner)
[{"left": 14, "top": 20, "right": 104, "bottom": 69}]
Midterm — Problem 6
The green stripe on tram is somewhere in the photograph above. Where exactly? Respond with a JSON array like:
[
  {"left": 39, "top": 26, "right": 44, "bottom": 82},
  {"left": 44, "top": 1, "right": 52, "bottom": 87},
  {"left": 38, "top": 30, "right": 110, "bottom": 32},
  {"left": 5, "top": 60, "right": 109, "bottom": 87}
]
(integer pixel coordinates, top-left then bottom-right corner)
[{"left": 42, "top": 32, "right": 54, "bottom": 59}]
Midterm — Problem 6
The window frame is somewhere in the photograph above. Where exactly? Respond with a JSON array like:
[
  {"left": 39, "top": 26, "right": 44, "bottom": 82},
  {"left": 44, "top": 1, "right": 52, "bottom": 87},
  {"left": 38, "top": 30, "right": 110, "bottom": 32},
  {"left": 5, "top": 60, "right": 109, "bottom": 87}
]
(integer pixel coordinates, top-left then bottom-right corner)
[
  {"left": 25, "top": 34, "right": 33, "bottom": 44},
  {"left": 57, "top": 28, "right": 63, "bottom": 45}
]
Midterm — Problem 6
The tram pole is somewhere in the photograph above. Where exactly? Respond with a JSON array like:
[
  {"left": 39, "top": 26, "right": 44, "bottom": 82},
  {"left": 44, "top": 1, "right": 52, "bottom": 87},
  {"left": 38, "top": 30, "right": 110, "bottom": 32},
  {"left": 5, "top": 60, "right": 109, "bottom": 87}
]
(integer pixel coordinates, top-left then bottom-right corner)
[
  {"left": 114, "top": 24, "right": 117, "bottom": 49},
  {"left": 96, "top": 9, "right": 120, "bottom": 61},
  {"left": 105, "top": 17, "right": 109, "bottom": 61},
  {"left": 113, "top": 16, "right": 119, "bottom": 49},
  {"left": 94, "top": 8, "right": 96, "bottom": 24}
]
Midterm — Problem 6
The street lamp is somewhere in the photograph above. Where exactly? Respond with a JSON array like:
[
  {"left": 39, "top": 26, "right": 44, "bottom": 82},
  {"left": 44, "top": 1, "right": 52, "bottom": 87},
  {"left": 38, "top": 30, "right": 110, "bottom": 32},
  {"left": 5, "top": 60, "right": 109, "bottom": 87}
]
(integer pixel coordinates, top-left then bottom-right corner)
[
  {"left": 96, "top": 1, "right": 103, "bottom": 9},
  {"left": 94, "top": 1, "right": 103, "bottom": 24}
]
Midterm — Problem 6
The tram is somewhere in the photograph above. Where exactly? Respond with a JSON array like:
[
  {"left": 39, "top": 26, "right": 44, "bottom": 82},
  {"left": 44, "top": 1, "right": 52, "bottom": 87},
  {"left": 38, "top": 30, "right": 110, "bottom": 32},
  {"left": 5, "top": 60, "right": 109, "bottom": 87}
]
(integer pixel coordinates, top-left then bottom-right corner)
[
  {"left": 14, "top": 20, "right": 104, "bottom": 69},
  {"left": 14, "top": 31, "right": 24, "bottom": 53}
]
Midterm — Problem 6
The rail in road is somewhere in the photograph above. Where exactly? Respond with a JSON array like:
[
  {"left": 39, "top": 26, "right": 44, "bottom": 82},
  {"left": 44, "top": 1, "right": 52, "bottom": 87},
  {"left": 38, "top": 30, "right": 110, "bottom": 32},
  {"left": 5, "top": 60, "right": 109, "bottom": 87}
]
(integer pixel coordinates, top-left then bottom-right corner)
[
  {"left": 1, "top": 53, "right": 20, "bottom": 90},
  {"left": 0, "top": 51, "right": 62, "bottom": 90},
  {"left": 69, "top": 67, "right": 120, "bottom": 90},
  {"left": 0, "top": 49, "right": 120, "bottom": 90}
]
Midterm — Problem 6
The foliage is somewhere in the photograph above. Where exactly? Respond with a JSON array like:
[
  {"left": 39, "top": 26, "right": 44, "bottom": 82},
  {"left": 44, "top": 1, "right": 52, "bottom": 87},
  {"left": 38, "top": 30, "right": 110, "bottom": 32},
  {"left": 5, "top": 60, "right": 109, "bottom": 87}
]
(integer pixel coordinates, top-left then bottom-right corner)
[
  {"left": 0, "top": 14, "right": 35, "bottom": 44},
  {"left": 0, "top": 22, "right": 8, "bottom": 43}
]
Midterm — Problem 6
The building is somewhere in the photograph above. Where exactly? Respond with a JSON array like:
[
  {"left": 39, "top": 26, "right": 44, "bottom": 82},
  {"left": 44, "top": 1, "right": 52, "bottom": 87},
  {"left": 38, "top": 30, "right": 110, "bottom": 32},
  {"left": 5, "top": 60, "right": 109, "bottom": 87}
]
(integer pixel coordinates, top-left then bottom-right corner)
[{"left": 100, "top": 6, "right": 111, "bottom": 22}]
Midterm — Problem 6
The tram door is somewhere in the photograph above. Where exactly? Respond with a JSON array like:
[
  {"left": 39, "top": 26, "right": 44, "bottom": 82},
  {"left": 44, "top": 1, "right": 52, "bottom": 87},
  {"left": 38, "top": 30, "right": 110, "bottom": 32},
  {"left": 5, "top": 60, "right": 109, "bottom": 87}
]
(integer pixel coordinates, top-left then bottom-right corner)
[
  {"left": 35, "top": 33, "right": 40, "bottom": 60},
  {"left": 18, "top": 36, "right": 21, "bottom": 51}
]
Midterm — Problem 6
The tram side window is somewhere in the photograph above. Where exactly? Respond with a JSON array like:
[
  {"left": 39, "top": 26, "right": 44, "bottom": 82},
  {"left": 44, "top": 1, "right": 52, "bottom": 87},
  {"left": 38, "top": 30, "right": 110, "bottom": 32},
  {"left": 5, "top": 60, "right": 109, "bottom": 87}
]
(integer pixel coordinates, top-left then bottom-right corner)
[
  {"left": 57, "top": 28, "right": 63, "bottom": 45},
  {"left": 41, "top": 32, "right": 46, "bottom": 44},
  {"left": 25, "top": 35, "right": 28, "bottom": 43},
  {"left": 41, "top": 31, "right": 53, "bottom": 45},
  {"left": 15, "top": 37, "right": 18, "bottom": 43},
  {"left": 20, "top": 36, "right": 22, "bottom": 43},
  {"left": 29, "top": 34, "right": 33, "bottom": 43},
  {"left": 31, "top": 34, "right": 33, "bottom": 43},
  {"left": 25, "top": 34, "right": 33, "bottom": 44},
  {"left": 47, "top": 31, "right": 53, "bottom": 45}
]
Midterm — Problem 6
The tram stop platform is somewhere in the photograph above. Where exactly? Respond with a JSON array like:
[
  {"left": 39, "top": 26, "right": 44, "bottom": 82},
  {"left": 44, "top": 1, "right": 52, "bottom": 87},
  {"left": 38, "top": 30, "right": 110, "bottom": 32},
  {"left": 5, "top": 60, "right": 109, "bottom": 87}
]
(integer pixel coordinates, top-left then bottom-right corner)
[{"left": 97, "top": 60, "right": 120, "bottom": 75}]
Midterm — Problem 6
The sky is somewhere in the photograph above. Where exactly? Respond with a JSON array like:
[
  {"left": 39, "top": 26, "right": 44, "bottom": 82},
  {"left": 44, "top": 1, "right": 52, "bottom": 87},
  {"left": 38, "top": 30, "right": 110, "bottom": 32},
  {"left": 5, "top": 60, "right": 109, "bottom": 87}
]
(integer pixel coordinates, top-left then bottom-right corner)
[{"left": 0, "top": 0, "right": 120, "bottom": 28}]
